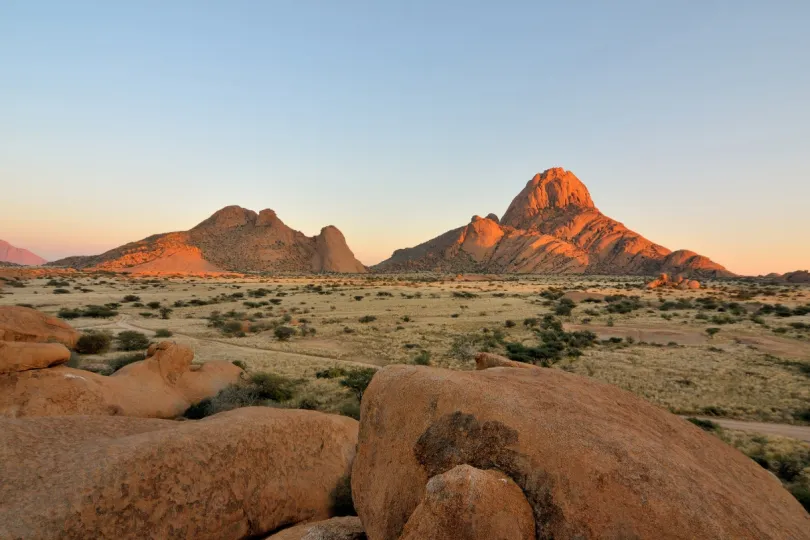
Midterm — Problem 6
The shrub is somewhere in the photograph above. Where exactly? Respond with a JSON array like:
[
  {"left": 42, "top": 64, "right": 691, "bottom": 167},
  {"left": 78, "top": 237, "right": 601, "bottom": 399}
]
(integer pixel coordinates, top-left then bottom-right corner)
[
  {"left": 340, "top": 367, "right": 377, "bottom": 401},
  {"left": 504, "top": 319, "right": 516, "bottom": 328},
  {"left": 555, "top": 298, "right": 575, "bottom": 316},
  {"left": 274, "top": 326, "right": 296, "bottom": 341},
  {"left": 116, "top": 331, "right": 150, "bottom": 351},
  {"left": 705, "top": 327, "right": 721, "bottom": 339},
  {"left": 52, "top": 288, "right": 71, "bottom": 294},
  {"left": 452, "top": 291, "right": 478, "bottom": 299},
  {"left": 82, "top": 305, "right": 118, "bottom": 318},
  {"left": 122, "top": 295, "right": 141, "bottom": 302},
  {"left": 231, "top": 359, "right": 247, "bottom": 370},
  {"left": 412, "top": 350, "right": 431, "bottom": 365},
  {"left": 316, "top": 366, "right": 348, "bottom": 379},
  {"left": 146, "top": 301, "right": 161, "bottom": 309},
  {"left": 154, "top": 328, "right": 173, "bottom": 338},
  {"left": 687, "top": 417, "right": 719, "bottom": 431},
  {"left": 249, "top": 372, "right": 297, "bottom": 401},
  {"left": 75, "top": 331, "right": 112, "bottom": 355},
  {"left": 358, "top": 315, "right": 376, "bottom": 323},
  {"left": 159, "top": 307, "right": 173, "bottom": 319},
  {"left": 57, "top": 308, "right": 82, "bottom": 319},
  {"left": 354, "top": 296, "right": 364, "bottom": 301},
  {"left": 108, "top": 353, "right": 144, "bottom": 372}
]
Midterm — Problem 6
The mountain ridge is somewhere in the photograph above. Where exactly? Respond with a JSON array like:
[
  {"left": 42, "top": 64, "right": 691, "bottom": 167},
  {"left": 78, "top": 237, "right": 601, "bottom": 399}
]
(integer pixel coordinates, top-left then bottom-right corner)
[
  {"left": 0, "top": 240, "right": 47, "bottom": 266},
  {"left": 374, "top": 168, "right": 732, "bottom": 277},
  {"left": 49, "top": 206, "right": 366, "bottom": 274}
]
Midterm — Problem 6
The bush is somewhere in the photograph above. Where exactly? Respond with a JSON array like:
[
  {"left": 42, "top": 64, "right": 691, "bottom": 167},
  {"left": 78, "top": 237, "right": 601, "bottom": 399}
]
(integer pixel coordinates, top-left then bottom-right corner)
[
  {"left": 504, "top": 319, "right": 516, "bottom": 328},
  {"left": 122, "top": 295, "right": 141, "bottom": 302},
  {"left": 249, "top": 372, "right": 298, "bottom": 401},
  {"left": 231, "top": 359, "right": 247, "bottom": 370},
  {"left": 340, "top": 367, "right": 377, "bottom": 401},
  {"left": 82, "top": 305, "right": 118, "bottom": 318},
  {"left": 57, "top": 308, "right": 82, "bottom": 319},
  {"left": 116, "top": 331, "right": 150, "bottom": 351},
  {"left": 687, "top": 417, "right": 719, "bottom": 431},
  {"left": 555, "top": 298, "right": 575, "bottom": 316},
  {"left": 412, "top": 350, "right": 431, "bottom": 365},
  {"left": 706, "top": 327, "right": 721, "bottom": 339},
  {"left": 52, "top": 288, "right": 71, "bottom": 294},
  {"left": 274, "top": 326, "right": 296, "bottom": 341},
  {"left": 159, "top": 307, "right": 173, "bottom": 319},
  {"left": 358, "top": 315, "right": 376, "bottom": 323},
  {"left": 154, "top": 328, "right": 173, "bottom": 338},
  {"left": 316, "top": 366, "right": 348, "bottom": 379},
  {"left": 75, "top": 331, "right": 112, "bottom": 355},
  {"left": 108, "top": 353, "right": 144, "bottom": 372},
  {"left": 146, "top": 301, "right": 161, "bottom": 309}
]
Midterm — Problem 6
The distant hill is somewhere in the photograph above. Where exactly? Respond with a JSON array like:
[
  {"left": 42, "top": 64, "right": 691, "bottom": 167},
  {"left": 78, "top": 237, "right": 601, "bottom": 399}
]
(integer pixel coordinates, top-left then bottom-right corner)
[
  {"left": 375, "top": 168, "right": 732, "bottom": 277},
  {"left": 49, "top": 206, "right": 366, "bottom": 274},
  {"left": 0, "top": 240, "right": 46, "bottom": 266}
]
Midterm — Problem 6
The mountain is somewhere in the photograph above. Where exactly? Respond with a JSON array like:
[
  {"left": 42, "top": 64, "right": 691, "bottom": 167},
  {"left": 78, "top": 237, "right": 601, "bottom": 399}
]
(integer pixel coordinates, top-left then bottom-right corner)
[
  {"left": 0, "top": 240, "right": 47, "bottom": 266},
  {"left": 49, "top": 206, "right": 366, "bottom": 274},
  {"left": 375, "top": 168, "right": 732, "bottom": 276}
]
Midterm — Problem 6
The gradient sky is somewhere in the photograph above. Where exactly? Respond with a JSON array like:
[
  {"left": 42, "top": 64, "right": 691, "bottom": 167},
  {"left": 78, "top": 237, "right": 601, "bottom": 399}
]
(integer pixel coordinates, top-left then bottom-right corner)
[{"left": 2, "top": 1, "right": 808, "bottom": 275}]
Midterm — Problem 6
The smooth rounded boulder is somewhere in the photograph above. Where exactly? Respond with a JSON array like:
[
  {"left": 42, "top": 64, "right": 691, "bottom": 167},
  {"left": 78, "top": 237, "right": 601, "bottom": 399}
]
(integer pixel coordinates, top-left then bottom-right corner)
[
  {"left": 399, "top": 465, "right": 535, "bottom": 540},
  {"left": 0, "top": 305, "right": 79, "bottom": 347},
  {"left": 352, "top": 365, "right": 810, "bottom": 540},
  {"left": 0, "top": 341, "right": 70, "bottom": 374},
  {"left": 0, "top": 407, "right": 359, "bottom": 540},
  {"left": 0, "top": 341, "right": 244, "bottom": 418}
]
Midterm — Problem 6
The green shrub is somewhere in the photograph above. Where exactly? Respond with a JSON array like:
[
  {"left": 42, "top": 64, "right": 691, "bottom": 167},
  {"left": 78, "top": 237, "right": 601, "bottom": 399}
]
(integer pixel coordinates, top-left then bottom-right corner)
[
  {"left": 316, "top": 366, "right": 348, "bottom": 379},
  {"left": 249, "top": 372, "right": 297, "bottom": 401},
  {"left": 358, "top": 315, "right": 376, "bottom": 323},
  {"left": 687, "top": 417, "right": 719, "bottom": 431},
  {"left": 154, "top": 328, "right": 173, "bottom": 338},
  {"left": 122, "top": 295, "right": 141, "bottom": 302},
  {"left": 231, "top": 359, "right": 247, "bottom": 370},
  {"left": 109, "top": 353, "right": 144, "bottom": 372},
  {"left": 75, "top": 331, "right": 112, "bottom": 355},
  {"left": 504, "top": 319, "right": 516, "bottom": 328},
  {"left": 412, "top": 350, "right": 431, "bottom": 365},
  {"left": 340, "top": 367, "right": 377, "bottom": 401},
  {"left": 52, "top": 288, "right": 71, "bottom": 294},
  {"left": 146, "top": 301, "right": 161, "bottom": 309},
  {"left": 159, "top": 307, "right": 173, "bottom": 319},
  {"left": 274, "top": 326, "right": 296, "bottom": 341},
  {"left": 116, "top": 331, "right": 150, "bottom": 351}
]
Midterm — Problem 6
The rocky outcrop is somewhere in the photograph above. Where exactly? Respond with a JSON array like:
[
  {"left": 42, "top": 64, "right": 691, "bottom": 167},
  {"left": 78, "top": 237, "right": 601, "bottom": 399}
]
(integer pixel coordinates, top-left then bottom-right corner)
[
  {"left": 0, "top": 341, "right": 70, "bottom": 374},
  {"left": 0, "top": 341, "right": 244, "bottom": 418},
  {"left": 399, "top": 465, "right": 536, "bottom": 540},
  {"left": 0, "top": 305, "right": 79, "bottom": 347},
  {"left": 0, "top": 407, "right": 359, "bottom": 540},
  {"left": 375, "top": 168, "right": 732, "bottom": 277},
  {"left": 351, "top": 365, "right": 810, "bottom": 540},
  {"left": 265, "top": 517, "right": 365, "bottom": 539},
  {"left": 0, "top": 239, "right": 46, "bottom": 266},
  {"left": 646, "top": 273, "right": 701, "bottom": 290},
  {"left": 49, "top": 206, "right": 366, "bottom": 274}
]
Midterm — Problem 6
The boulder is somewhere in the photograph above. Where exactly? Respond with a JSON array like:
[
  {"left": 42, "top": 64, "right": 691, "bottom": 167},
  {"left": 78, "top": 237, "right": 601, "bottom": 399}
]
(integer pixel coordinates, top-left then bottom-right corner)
[
  {"left": 265, "top": 517, "right": 365, "bottom": 539},
  {"left": 0, "top": 341, "right": 244, "bottom": 418},
  {"left": 474, "top": 352, "right": 536, "bottom": 371},
  {"left": 399, "top": 465, "right": 535, "bottom": 540},
  {"left": 687, "top": 279, "right": 701, "bottom": 289},
  {"left": 0, "top": 407, "right": 359, "bottom": 540},
  {"left": 0, "top": 341, "right": 70, "bottom": 374},
  {"left": 352, "top": 366, "right": 810, "bottom": 540},
  {"left": 0, "top": 305, "right": 79, "bottom": 347}
]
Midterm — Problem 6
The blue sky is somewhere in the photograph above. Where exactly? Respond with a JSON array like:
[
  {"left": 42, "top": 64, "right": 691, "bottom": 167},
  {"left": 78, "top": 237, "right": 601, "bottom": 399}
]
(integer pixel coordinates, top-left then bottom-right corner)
[{"left": 2, "top": 1, "right": 808, "bottom": 274}]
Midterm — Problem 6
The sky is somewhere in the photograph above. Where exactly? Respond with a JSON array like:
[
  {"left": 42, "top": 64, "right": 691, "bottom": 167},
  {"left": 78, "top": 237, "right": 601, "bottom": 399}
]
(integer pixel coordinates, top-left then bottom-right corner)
[{"left": 2, "top": 1, "right": 808, "bottom": 275}]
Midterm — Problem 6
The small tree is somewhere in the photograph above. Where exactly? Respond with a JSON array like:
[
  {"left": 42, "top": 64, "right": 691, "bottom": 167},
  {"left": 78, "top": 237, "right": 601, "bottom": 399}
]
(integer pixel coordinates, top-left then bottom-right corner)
[
  {"left": 340, "top": 368, "right": 377, "bottom": 401},
  {"left": 706, "top": 327, "right": 721, "bottom": 339},
  {"left": 159, "top": 307, "right": 173, "bottom": 319},
  {"left": 75, "top": 331, "right": 112, "bottom": 355}
]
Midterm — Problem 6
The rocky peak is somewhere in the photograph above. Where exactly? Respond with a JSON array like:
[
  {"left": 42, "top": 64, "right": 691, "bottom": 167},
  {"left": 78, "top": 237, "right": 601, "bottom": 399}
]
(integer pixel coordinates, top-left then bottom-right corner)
[
  {"left": 192, "top": 206, "right": 258, "bottom": 230},
  {"left": 501, "top": 168, "right": 595, "bottom": 228}
]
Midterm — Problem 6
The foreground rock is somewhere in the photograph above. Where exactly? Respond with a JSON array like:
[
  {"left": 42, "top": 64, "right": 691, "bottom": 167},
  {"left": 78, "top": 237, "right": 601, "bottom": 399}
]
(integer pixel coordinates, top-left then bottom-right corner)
[
  {"left": 0, "top": 341, "right": 243, "bottom": 418},
  {"left": 0, "top": 305, "right": 79, "bottom": 346},
  {"left": 266, "top": 517, "right": 365, "bottom": 539},
  {"left": 352, "top": 365, "right": 810, "bottom": 540},
  {"left": 0, "top": 407, "right": 359, "bottom": 539},
  {"left": 400, "top": 465, "right": 535, "bottom": 540},
  {"left": 0, "top": 341, "right": 70, "bottom": 374}
]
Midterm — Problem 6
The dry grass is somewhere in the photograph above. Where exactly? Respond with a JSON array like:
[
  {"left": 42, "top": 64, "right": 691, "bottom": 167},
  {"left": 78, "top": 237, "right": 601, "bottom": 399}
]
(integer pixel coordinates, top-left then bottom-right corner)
[{"left": 2, "top": 271, "right": 809, "bottom": 422}]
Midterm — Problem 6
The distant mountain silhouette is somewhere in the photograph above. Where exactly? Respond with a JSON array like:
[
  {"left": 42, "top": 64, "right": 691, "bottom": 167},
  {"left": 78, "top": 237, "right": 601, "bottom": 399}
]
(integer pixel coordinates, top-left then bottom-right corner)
[
  {"left": 50, "top": 206, "right": 366, "bottom": 273},
  {"left": 375, "top": 168, "right": 732, "bottom": 276},
  {"left": 0, "top": 240, "right": 46, "bottom": 266}
]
